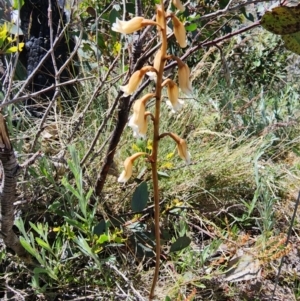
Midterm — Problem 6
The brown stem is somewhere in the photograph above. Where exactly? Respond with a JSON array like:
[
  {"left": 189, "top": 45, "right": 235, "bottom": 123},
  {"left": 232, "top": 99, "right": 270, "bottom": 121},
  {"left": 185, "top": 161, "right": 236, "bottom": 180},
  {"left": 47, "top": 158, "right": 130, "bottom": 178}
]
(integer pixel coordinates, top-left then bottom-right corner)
[
  {"left": 161, "top": 78, "right": 175, "bottom": 88},
  {"left": 159, "top": 132, "right": 180, "bottom": 142},
  {"left": 144, "top": 111, "right": 155, "bottom": 121},
  {"left": 149, "top": 1, "right": 168, "bottom": 299}
]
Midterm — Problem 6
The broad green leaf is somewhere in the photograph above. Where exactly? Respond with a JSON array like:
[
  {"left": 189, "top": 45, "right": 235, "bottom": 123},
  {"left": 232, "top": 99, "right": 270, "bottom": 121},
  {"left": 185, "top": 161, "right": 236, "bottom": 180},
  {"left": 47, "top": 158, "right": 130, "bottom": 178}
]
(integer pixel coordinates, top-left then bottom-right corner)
[
  {"left": 282, "top": 32, "right": 300, "bottom": 55},
  {"left": 125, "top": 2, "right": 135, "bottom": 14},
  {"left": 246, "top": 13, "right": 254, "bottom": 22},
  {"left": 97, "top": 234, "right": 109, "bottom": 244},
  {"left": 261, "top": 6, "right": 300, "bottom": 35},
  {"left": 93, "top": 219, "right": 106, "bottom": 235},
  {"left": 97, "top": 33, "right": 106, "bottom": 49},
  {"left": 12, "top": 0, "right": 24, "bottom": 9},
  {"left": 170, "top": 236, "right": 191, "bottom": 252},
  {"left": 131, "top": 182, "right": 149, "bottom": 212},
  {"left": 109, "top": 9, "right": 119, "bottom": 26},
  {"left": 0, "top": 23, "right": 8, "bottom": 40},
  {"left": 185, "top": 23, "right": 197, "bottom": 32}
]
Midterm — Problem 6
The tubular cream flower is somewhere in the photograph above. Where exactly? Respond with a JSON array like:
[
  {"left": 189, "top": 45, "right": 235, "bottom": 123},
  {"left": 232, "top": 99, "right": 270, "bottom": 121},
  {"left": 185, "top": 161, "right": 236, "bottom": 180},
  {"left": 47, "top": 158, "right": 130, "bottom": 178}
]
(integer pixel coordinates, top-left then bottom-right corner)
[
  {"left": 156, "top": 5, "right": 165, "bottom": 29},
  {"left": 128, "top": 93, "right": 154, "bottom": 138},
  {"left": 177, "top": 138, "right": 191, "bottom": 164},
  {"left": 137, "top": 112, "right": 150, "bottom": 139},
  {"left": 163, "top": 132, "right": 191, "bottom": 164},
  {"left": 118, "top": 152, "right": 146, "bottom": 183},
  {"left": 172, "top": 15, "right": 187, "bottom": 48},
  {"left": 162, "top": 79, "right": 184, "bottom": 112},
  {"left": 177, "top": 60, "right": 193, "bottom": 96},
  {"left": 121, "top": 66, "right": 156, "bottom": 96},
  {"left": 112, "top": 17, "right": 159, "bottom": 34},
  {"left": 172, "top": 0, "right": 185, "bottom": 12},
  {"left": 147, "top": 50, "right": 163, "bottom": 81}
]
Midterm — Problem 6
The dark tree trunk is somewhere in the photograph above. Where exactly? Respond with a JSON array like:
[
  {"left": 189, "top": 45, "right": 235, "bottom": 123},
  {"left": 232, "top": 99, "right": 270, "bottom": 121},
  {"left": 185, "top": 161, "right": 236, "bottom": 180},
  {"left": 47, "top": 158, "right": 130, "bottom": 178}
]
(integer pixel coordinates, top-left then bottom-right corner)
[{"left": 19, "top": 0, "right": 75, "bottom": 113}]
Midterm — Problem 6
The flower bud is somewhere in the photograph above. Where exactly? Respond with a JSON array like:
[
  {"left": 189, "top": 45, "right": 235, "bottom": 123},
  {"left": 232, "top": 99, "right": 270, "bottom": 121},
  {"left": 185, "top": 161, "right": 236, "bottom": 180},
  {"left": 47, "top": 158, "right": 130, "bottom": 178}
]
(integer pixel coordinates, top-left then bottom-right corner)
[
  {"left": 156, "top": 5, "right": 165, "bottom": 30},
  {"left": 112, "top": 17, "right": 159, "bottom": 34},
  {"left": 121, "top": 66, "right": 156, "bottom": 96},
  {"left": 177, "top": 138, "right": 191, "bottom": 164},
  {"left": 128, "top": 93, "right": 154, "bottom": 138},
  {"left": 177, "top": 61, "right": 193, "bottom": 96},
  {"left": 162, "top": 79, "right": 183, "bottom": 112},
  {"left": 172, "top": 15, "right": 187, "bottom": 48},
  {"left": 118, "top": 152, "right": 146, "bottom": 183},
  {"left": 165, "top": 133, "right": 191, "bottom": 164},
  {"left": 147, "top": 50, "right": 164, "bottom": 81},
  {"left": 172, "top": 0, "right": 185, "bottom": 12}
]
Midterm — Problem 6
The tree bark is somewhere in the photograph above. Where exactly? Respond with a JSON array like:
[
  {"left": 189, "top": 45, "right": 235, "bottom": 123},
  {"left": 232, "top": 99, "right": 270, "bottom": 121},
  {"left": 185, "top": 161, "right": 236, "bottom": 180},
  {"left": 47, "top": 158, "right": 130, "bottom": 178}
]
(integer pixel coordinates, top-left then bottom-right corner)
[{"left": 0, "top": 114, "right": 29, "bottom": 259}]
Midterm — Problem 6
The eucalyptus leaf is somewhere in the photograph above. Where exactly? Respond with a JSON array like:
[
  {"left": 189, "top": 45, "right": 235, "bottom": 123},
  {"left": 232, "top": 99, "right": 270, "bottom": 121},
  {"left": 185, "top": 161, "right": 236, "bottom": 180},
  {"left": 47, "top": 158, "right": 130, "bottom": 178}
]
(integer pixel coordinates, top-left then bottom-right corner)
[
  {"left": 170, "top": 236, "right": 191, "bottom": 252},
  {"left": 93, "top": 219, "right": 107, "bottom": 236},
  {"left": 261, "top": 6, "right": 300, "bottom": 35},
  {"left": 283, "top": 32, "right": 300, "bottom": 55},
  {"left": 131, "top": 182, "right": 149, "bottom": 212}
]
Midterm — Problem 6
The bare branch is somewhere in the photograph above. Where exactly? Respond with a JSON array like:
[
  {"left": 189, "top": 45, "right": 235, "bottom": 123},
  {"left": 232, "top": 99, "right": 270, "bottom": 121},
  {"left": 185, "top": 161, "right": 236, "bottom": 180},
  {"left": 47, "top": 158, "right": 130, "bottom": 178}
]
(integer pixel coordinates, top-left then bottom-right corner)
[
  {"left": 0, "top": 76, "right": 94, "bottom": 109},
  {"left": 200, "top": 0, "right": 274, "bottom": 20}
]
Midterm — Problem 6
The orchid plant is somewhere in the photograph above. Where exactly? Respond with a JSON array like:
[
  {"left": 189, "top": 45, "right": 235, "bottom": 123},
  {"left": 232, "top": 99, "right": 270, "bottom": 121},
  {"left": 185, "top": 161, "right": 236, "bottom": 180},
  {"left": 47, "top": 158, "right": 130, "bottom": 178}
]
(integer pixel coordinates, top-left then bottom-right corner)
[{"left": 112, "top": 0, "right": 192, "bottom": 298}]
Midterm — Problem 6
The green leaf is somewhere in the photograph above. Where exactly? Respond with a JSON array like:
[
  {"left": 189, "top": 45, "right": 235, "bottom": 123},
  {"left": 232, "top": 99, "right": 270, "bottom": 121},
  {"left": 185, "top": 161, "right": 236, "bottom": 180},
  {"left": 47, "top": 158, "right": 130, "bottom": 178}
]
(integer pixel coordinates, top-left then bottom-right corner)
[
  {"left": 219, "top": 0, "right": 230, "bottom": 9},
  {"left": 261, "top": 6, "right": 300, "bottom": 35},
  {"left": 185, "top": 23, "right": 197, "bottom": 32},
  {"left": 93, "top": 220, "right": 107, "bottom": 236},
  {"left": 170, "top": 236, "right": 191, "bottom": 252},
  {"left": 246, "top": 13, "right": 254, "bottom": 22},
  {"left": 97, "top": 33, "right": 106, "bottom": 49},
  {"left": 64, "top": 216, "right": 86, "bottom": 232},
  {"left": 109, "top": 9, "right": 119, "bottom": 26},
  {"left": 15, "top": 218, "right": 29, "bottom": 240},
  {"left": 73, "top": 236, "right": 101, "bottom": 265},
  {"left": 33, "top": 267, "right": 48, "bottom": 275},
  {"left": 131, "top": 182, "right": 149, "bottom": 212},
  {"left": 12, "top": 0, "right": 24, "bottom": 9},
  {"left": 282, "top": 32, "right": 300, "bottom": 55},
  {"left": 97, "top": 234, "right": 109, "bottom": 244},
  {"left": 35, "top": 238, "right": 53, "bottom": 254},
  {"left": 61, "top": 177, "right": 81, "bottom": 199},
  {"left": 157, "top": 171, "right": 170, "bottom": 178},
  {"left": 20, "top": 237, "right": 36, "bottom": 257},
  {"left": 165, "top": 296, "right": 172, "bottom": 301},
  {"left": 126, "top": 2, "right": 135, "bottom": 14}
]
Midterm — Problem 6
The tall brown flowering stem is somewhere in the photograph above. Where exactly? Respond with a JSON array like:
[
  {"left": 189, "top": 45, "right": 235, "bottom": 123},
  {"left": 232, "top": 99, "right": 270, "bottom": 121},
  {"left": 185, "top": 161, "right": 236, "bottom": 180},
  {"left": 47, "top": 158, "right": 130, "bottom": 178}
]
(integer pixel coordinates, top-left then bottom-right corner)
[
  {"left": 113, "top": 1, "right": 190, "bottom": 298},
  {"left": 149, "top": 1, "right": 168, "bottom": 299}
]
